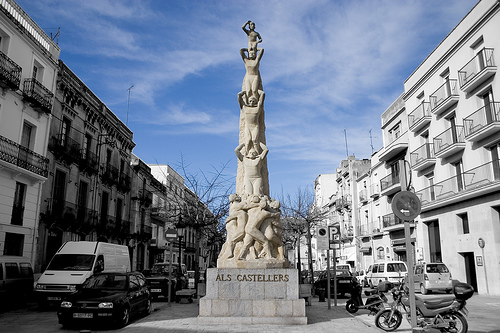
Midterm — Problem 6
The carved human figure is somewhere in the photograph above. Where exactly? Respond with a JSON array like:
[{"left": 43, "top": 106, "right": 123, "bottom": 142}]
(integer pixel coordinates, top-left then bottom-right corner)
[
  {"left": 238, "top": 90, "right": 265, "bottom": 153},
  {"left": 218, "top": 194, "right": 246, "bottom": 259},
  {"left": 237, "top": 196, "right": 279, "bottom": 260},
  {"left": 235, "top": 142, "right": 268, "bottom": 196},
  {"left": 260, "top": 199, "right": 285, "bottom": 259},
  {"left": 242, "top": 20, "right": 262, "bottom": 52},
  {"left": 240, "top": 46, "right": 264, "bottom": 102}
]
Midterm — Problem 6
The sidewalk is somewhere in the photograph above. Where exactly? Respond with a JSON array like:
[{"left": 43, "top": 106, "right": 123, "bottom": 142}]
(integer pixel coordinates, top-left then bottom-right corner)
[{"left": 123, "top": 296, "right": 383, "bottom": 333}]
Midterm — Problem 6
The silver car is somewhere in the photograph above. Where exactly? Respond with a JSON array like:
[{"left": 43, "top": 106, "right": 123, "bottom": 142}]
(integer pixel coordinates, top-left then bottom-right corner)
[{"left": 413, "top": 262, "right": 452, "bottom": 294}]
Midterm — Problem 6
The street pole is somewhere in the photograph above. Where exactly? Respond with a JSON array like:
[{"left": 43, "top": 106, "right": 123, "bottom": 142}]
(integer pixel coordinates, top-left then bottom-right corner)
[
  {"left": 168, "top": 241, "right": 173, "bottom": 307},
  {"left": 327, "top": 249, "right": 331, "bottom": 310}
]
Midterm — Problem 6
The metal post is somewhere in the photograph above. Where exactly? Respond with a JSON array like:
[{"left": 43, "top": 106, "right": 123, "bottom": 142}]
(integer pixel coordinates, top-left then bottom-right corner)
[
  {"left": 333, "top": 246, "right": 337, "bottom": 307},
  {"left": 327, "top": 249, "right": 331, "bottom": 310},
  {"left": 168, "top": 241, "right": 173, "bottom": 307}
]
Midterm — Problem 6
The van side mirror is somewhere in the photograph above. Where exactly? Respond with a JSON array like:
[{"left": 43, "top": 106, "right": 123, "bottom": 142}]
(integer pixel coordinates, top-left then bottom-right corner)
[{"left": 94, "top": 260, "right": 104, "bottom": 273}]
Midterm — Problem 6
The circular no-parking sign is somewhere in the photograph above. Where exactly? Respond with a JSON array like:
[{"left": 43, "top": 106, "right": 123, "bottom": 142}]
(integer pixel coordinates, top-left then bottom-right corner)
[{"left": 391, "top": 191, "right": 421, "bottom": 221}]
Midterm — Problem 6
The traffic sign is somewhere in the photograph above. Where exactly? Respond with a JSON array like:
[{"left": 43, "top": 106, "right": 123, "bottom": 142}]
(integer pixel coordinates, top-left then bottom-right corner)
[
  {"left": 391, "top": 191, "right": 421, "bottom": 221},
  {"left": 329, "top": 224, "right": 340, "bottom": 249},
  {"left": 317, "top": 227, "right": 329, "bottom": 250},
  {"left": 164, "top": 228, "right": 177, "bottom": 240}
]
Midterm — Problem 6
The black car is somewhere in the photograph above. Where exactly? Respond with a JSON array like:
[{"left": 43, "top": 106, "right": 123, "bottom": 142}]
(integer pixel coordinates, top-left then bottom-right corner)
[
  {"left": 145, "top": 263, "right": 188, "bottom": 301},
  {"left": 313, "top": 269, "right": 354, "bottom": 297},
  {"left": 57, "top": 271, "right": 152, "bottom": 328}
]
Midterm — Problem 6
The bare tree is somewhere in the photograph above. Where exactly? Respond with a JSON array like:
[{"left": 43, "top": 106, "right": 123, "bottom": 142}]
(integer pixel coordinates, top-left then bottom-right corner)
[{"left": 279, "top": 187, "right": 328, "bottom": 283}]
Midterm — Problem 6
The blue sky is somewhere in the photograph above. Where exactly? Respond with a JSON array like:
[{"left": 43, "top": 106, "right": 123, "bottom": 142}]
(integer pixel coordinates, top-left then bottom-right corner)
[{"left": 19, "top": 0, "right": 478, "bottom": 198}]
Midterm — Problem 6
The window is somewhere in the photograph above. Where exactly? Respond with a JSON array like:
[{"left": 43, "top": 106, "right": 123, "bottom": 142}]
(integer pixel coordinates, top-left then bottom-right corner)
[
  {"left": 11, "top": 182, "right": 26, "bottom": 225},
  {"left": 83, "top": 134, "right": 92, "bottom": 160},
  {"left": 481, "top": 89, "right": 495, "bottom": 124},
  {"left": 378, "top": 264, "right": 385, "bottom": 273},
  {"left": 3, "top": 232, "right": 24, "bottom": 256},
  {"left": 426, "top": 173, "right": 435, "bottom": 201},
  {"left": 19, "top": 263, "right": 33, "bottom": 277},
  {"left": 5, "top": 263, "right": 19, "bottom": 278},
  {"left": 388, "top": 122, "right": 402, "bottom": 143},
  {"left": 60, "top": 117, "right": 71, "bottom": 147},
  {"left": 376, "top": 247, "right": 384, "bottom": 260},
  {"left": 453, "top": 160, "right": 464, "bottom": 192},
  {"left": 21, "top": 122, "right": 33, "bottom": 149},
  {"left": 32, "top": 59, "right": 44, "bottom": 81},
  {"left": 458, "top": 213, "right": 470, "bottom": 234},
  {"left": 491, "top": 143, "right": 500, "bottom": 180}
]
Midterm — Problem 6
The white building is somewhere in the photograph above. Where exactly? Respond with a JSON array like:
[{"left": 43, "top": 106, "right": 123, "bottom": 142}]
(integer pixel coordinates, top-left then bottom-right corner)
[{"left": 0, "top": 0, "right": 60, "bottom": 260}]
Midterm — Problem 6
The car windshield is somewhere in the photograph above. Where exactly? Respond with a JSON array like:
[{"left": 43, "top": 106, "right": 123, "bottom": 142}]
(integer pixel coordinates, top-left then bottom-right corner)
[
  {"left": 151, "top": 264, "right": 179, "bottom": 276},
  {"left": 427, "top": 264, "right": 449, "bottom": 273},
  {"left": 83, "top": 274, "right": 127, "bottom": 290},
  {"left": 46, "top": 254, "right": 95, "bottom": 271}
]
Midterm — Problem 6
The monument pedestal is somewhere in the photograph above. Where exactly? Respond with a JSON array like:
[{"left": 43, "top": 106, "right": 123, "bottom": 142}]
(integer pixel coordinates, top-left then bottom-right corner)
[{"left": 198, "top": 268, "right": 307, "bottom": 325}]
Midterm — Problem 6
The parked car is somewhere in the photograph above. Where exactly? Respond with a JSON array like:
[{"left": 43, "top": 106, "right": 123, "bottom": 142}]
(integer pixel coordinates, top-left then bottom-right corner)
[
  {"left": 365, "top": 261, "right": 407, "bottom": 287},
  {"left": 313, "top": 269, "right": 353, "bottom": 297},
  {"left": 145, "top": 263, "right": 188, "bottom": 300},
  {"left": 57, "top": 271, "right": 151, "bottom": 328},
  {"left": 0, "top": 256, "right": 34, "bottom": 310},
  {"left": 412, "top": 262, "right": 453, "bottom": 294}
]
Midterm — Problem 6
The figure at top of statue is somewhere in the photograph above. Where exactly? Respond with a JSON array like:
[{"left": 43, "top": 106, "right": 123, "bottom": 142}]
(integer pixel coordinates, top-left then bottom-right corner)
[
  {"left": 238, "top": 90, "right": 265, "bottom": 153},
  {"left": 242, "top": 20, "right": 262, "bottom": 52},
  {"left": 240, "top": 46, "right": 264, "bottom": 103},
  {"left": 235, "top": 142, "right": 268, "bottom": 196}
]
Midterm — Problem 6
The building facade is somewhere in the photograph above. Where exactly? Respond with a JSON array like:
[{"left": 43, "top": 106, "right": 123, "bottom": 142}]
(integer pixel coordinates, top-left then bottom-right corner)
[{"left": 0, "top": 0, "right": 60, "bottom": 261}]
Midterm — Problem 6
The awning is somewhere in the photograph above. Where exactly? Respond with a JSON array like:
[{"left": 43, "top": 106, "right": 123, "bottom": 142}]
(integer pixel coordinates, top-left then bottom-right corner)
[
  {"left": 360, "top": 246, "right": 371, "bottom": 254},
  {"left": 391, "top": 238, "right": 406, "bottom": 246},
  {"left": 393, "top": 245, "right": 406, "bottom": 252}
]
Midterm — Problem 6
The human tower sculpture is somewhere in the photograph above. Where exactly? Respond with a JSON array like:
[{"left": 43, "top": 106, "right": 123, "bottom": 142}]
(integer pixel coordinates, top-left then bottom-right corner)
[{"left": 217, "top": 21, "right": 289, "bottom": 268}]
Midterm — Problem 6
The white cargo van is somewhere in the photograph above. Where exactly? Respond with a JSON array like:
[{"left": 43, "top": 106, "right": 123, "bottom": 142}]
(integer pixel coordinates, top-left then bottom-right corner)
[
  {"left": 366, "top": 261, "right": 407, "bottom": 287},
  {"left": 35, "top": 241, "right": 130, "bottom": 306}
]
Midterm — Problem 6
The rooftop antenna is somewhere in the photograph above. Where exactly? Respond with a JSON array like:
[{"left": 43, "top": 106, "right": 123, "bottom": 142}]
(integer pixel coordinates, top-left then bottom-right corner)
[
  {"left": 50, "top": 27, "right": 60, "bottom": 45},
  {"left": 126, "top": 85, "right": 134, "bottom": 126},
  {"left": 369, "top": 129, "right": 378, "bottom": 154},
  {"left": 343, "top": 129, "right": 349, "bottom": 158}
]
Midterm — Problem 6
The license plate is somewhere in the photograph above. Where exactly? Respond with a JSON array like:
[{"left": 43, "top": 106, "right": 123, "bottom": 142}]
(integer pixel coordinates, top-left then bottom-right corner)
[
  {"left": 73, "top": 313, "right": 93, "bottom": 318},
  {"left": 48, "top": 296, "right": 61, "bottom": 301},
  {"left": 151, "top": 289, "right": 162, "bottom": 292}
]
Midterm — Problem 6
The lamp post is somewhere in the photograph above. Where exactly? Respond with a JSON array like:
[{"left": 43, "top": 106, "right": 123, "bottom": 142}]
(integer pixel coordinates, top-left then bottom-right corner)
[{"left": 177, "top": 227, "right": 184, "bottom": 267}]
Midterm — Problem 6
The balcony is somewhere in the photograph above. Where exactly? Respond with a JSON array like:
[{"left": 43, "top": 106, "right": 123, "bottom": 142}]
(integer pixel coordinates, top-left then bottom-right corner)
[
  {"left": 49, "top": 134, "right": 81, "bottom": 165},
  {"left": 102, "top": 164, "right": 119, "bottom": 186},
  {"left": 408, "top": 102, "right": 432, "bottom": 132},
  {"left": 0, "top": 134, "right": 49, "bottom": 179},
  {"left": 0, "top": 50, "right": 21, "bottom": 90},
  {"left": 410, "top": 143, "right": 436, "bottom": 171},
  {"left": 458, "top": 48, "right": 496, "bottom": 93},
  {"left": 22, "top": 78, "right": 53, "bottom": 113},
  {"left": 43, "top": 198, "right": 78, "bottom": 231},
  {"left": 383, "top": 213, "right": 415, "bottom": 231},
  {"left": 79, "top": 149, "right": 99, "bottom": 175},
  {"left": 370, "top": 183, "right": 380, "bottom": 198},
  {"left": 359, "top": 188, "right": 368, "bottom": 204},
  {"left": 429, "top": 79, "right": 459, "bottom": 115},
  {"left": 75, "top": 207, "right": 98, "bottom": 234},
  {"left": 463, "top": 102, "right": 500, "bottom": 143},
  {"left": 415, "top": 160, "right": 500, "bottom": 212},
  {"left": 433, "top": 125, "right": 466, "bottom": 159},
  {"left": 379, "top": 132, "right": 408, "bottom": 162},
  {"left": 380, "top": 173, "right": 401, "bottom": 196}
]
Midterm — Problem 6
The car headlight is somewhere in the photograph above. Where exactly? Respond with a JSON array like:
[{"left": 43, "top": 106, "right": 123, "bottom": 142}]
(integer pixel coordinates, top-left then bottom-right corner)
[
  {"left": 61, "top": 301, "right": 72, "bottom": 308},
  {"left": 98, "top": 302, "right": 114, "bottom": 309},
  {"left": 68, "top": 285, "right": 77, "bottom": 292}
]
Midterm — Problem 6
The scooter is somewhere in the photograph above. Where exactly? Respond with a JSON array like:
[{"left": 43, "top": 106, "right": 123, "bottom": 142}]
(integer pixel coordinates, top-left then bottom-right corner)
[{"left": 345, "top": 277, "right": 387, "bottom": 315}]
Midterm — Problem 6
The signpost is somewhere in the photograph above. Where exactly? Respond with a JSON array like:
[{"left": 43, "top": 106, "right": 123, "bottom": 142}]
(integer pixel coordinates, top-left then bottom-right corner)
[
  {"left": 328, "top": 224, "right": 341, "bottom": 308},
  {"left": 164, "top": 229, "right": 178, "bottom": 306},
  {"left": 391, "top": 190, "right": 421, "bottom": 330}
]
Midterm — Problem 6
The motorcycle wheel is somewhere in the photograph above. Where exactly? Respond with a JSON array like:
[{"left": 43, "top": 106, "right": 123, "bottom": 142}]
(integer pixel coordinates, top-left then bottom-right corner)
[
  {"left": 345, "top": 300, "right": 359, "bottom": 313},
  {"left": 443, "top": 312, "right": 468, "bottom": 333},
  {"left": 374, "top": 309, "right": 402, "bottom": 332}
]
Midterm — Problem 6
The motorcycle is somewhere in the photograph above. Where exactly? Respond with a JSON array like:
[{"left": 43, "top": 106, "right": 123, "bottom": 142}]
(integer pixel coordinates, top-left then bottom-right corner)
[
  {"left": 345, "top": 277, "right": 388, "bottom": 315},
  {"left": 374, "top": 280, "right": 473, "bottom": 333}
]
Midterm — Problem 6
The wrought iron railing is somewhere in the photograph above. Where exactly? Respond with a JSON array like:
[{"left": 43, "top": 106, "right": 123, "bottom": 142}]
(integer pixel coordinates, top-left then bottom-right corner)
[
  {"left": 463, "top": 102, "right": 500, "bottom": 137},
  {"left": 415, "top": 160, "right": 500, "bottom": 205},
  {"left": 0, "top": 134, "right": 49, "bottom": 177},
  {"left": 458, "top": 48, "right": 495, "bottom": 88},
  {"left": 22, "top": 78, "right": 53, "bottom": 113},
  {"left": 382, "top": 213, "right": 404, "bottom": 228},
  {"left": 0, "top": 50, "right": 21, "bottom": 89}
]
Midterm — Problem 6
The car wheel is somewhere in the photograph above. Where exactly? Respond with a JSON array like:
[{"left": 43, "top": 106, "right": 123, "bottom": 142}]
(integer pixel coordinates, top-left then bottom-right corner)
[
  {"left": 420, "top": 284, "right": 428, "bottom": 295},
  {"left": 119, "top": 306, "right": 130, "bottom": 327}
]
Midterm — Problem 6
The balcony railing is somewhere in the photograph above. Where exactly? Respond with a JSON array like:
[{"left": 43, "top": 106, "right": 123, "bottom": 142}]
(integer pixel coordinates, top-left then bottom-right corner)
[
  {"left": 380, "top": 172, "right": 400, "bottom": 194},
  {"left": 49, "top": 134, "right": 81, "bottom": 164},
  {"left": 408, "top": 102, "right": 431, "bottom": 132},
  {"left": 415, "top": 160, "right": 500, "bottom": 206},
  {"left": 22, "top": 78, "right": 53, "bottom": 113},
  {"left": 0, "top": 134, "right": 49, "bottom": 178},
  {"left": 410, "top": 143, "right": 435, "bottom": 171},
  {"left": 429, "top": 79, "right": 459, "bottom": 115},
  {"left": 382, "top": 213, "right": 404, "bottom": 229},
  {"left": 433, "top": 125, "right": 466, "bottom": 158},
  {"left": 458, "top": 48, "right": 496, "bottom": 93},
  {"left": 44, "top": 198, "right": 78, "bottom": 230},
  {"left": 359, "top": 188, "right": 368, "bottom": 203},
  {"left": 79, "top": 149, "right": 99, "bottom": 175},
  {"left": 0, "top": 50, "right": 21, "bottom": 90},
  {"left": 102, "top": 164, "right": 119, "bottom": 186},
  {"left": 463, "top": 102, "right": 500, "bottom": 142},
  {"left": 370, "top": 183, "right": 380, "bottom": 198}
]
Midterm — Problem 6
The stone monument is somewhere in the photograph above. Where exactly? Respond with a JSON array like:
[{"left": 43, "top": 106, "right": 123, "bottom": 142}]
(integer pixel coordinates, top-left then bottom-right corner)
[{"left": 198, "top": 21, "right": 306, "bottom": 325}]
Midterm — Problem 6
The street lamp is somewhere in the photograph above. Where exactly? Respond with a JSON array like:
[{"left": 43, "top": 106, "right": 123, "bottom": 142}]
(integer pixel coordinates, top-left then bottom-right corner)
[{"left": 177, "top": 226, "right": 185, "bottom": 267}]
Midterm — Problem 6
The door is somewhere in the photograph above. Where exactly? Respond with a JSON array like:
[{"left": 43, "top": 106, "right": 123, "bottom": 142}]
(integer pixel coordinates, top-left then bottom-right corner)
[
  {"left": 461, "top": 252, "right": 478, "bottom": 293},
  {"left": 413, "top": 265, "right": 423, "bottom": 291}
]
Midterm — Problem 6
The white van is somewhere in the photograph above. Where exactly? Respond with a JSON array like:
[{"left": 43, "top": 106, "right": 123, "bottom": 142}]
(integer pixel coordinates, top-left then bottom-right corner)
[
  {"left": 35, "top": 241, "right": 130, "bottom": 306},
  {"left": 366, "top": 261, "right": 407, "bottom": 287}
]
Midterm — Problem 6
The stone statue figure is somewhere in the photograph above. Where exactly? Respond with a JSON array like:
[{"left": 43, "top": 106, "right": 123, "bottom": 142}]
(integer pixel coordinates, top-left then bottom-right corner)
[
  {"left": 240, "top": 46, "right": 264, "bottom": 103},
  {"left": 238, "top": 90, "right": 265, "bottom": 153},
  {"left": 216, "top": 21, "right": 289, "bottom": 269},
  {"left": 242, "top": 20, "right": 262, "bottom": 53},
  {"left": 235, "top": 142, "right": 268, "bottom": 196}
]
